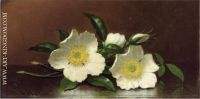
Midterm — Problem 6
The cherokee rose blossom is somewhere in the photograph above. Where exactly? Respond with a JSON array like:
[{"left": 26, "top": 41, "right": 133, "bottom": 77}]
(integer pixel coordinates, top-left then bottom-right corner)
[
  {"left": 105, "top": 33, "right": 126, "bottom": 47},
  {"left": 48, "top": 29, "right": 105, "bottom": 82},
  {"left": 110, "top": 45, "right": 159, "bottom": 90}
]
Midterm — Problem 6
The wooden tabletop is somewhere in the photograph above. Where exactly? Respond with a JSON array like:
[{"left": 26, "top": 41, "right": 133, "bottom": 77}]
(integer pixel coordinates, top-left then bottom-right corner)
[{"left": 1, "top": 65, "right": 199, "bottom": 98}]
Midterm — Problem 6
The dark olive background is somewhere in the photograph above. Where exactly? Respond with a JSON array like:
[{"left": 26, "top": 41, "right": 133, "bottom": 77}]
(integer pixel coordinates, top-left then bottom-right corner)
[{"left": 1, "top": 0, "right": 199, "bottom": 98}]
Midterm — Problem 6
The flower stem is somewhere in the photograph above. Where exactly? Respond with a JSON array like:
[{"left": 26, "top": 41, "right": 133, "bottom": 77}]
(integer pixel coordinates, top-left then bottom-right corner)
[
  {"left": 40, "top": 64, "right": 62, "bottom": 72},
  {"left": 123, "top": 41, "right": 130, "bottom": 49},
  {"left": 30, "top": 61, "right": 62, "bottom": 72},
  {"left": 16, "top": 71, "right": 63, "bottom": 78}
]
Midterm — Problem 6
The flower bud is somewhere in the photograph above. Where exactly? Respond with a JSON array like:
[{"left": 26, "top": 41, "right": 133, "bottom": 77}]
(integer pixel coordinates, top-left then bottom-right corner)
[
  {"left": 105, "top": 33, "right": 126, "bottom": 47},
  {"left": 131, "top": 33, "right": 150, "bottom": 44}
]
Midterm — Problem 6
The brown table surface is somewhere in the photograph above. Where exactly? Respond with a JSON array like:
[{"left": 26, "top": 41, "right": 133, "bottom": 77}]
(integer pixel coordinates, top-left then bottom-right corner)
[{"left": 1, "top": 65, "right": 199, "bottom": 98}]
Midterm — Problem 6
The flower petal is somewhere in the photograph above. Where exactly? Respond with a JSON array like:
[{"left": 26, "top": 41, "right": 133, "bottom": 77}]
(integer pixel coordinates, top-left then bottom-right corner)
[
  {"left": 79, "top": 31, "right": 98, "bottom": 52},
  {"left": 141, "top": 54, "right": 159, "bottom": 73},
  {"left": 128, "top": 45, "right": 144, "bottom": 60},
  {"left": 139, "top": 72, "right": 157, "bottom": 89},
  {"left": 63, "top": 66, "right": 88, "bottom": 82},
  {"left": 116, "top": 77, "right": 139, "bottom": 90},
  {"left": 86, "top": 53, "right": 105, "bottom": 76},
  {"left": 48, "top": 48, "right": 69, "bottom": 69},
  {"left": 59, "top": 29, "right": 79, "bottom": 48},
  {"left": 109, "top": 54, "right": 128, "bottom": 79}
]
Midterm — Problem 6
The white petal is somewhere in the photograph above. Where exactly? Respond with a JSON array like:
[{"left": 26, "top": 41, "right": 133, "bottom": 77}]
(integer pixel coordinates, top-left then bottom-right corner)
[
  {"left": 79, "top": 31, "right": 98, "bottom": 52},
  {"left": 116, "top": 77, "right": 139, "bottom": 90},
  {"left": 139, "top": 72, "right": 157, "bottom": 89},
  {"left": 59, "top": 29, "right": 79, "bottom": 48},
  {"left": 63, "top": 66, "right": 88, "bottom": 82},
  {"left": 128, "top": 45, "right": 144, "bottom": 60},
  {"left": 109, "top": 54, "right": 128, "bottom": 79},
  {"left": 86, "top": 53, "right": 105, "bottom": 76},
  {"left": 141, "top": 54, "right": 159, "bottom": 73},
  {"left": 48, "top": 48, "right": 68, "bottom": 69}
]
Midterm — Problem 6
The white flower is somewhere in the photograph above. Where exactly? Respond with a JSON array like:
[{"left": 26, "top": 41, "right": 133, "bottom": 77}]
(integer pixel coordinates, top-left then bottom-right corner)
[
  {"left": 48, "top": 29, "right": 105, "bottom": 82},
  {"left": 131, "top": 33, "right": 150, "bottom": 44},
  {"left": 109, "top": 45, "right": 159, "bottom": 90},
  {"left": 105, "top": 33, "right": 126, "bottom": 47}
]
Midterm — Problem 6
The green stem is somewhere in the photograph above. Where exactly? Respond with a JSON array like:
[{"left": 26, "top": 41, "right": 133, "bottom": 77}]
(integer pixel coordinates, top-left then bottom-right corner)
[
  {"left": 123, "top": 41, "right": 130, "bottom": 50},
  {"left": 16, "top": 71, "right": 62, "bottom": 78},
  {"left": 34, "top": 62, "right": 62, "bottom": 72},
  {"left": 41, "top": 64, "right": 62, "bottom": 72}
]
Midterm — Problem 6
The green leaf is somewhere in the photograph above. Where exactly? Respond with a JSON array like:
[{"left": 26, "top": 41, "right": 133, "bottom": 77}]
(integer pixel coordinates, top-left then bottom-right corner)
[
  {"left": 158, "top": 80, "right": 165, "bottom": 87},
  {"left": 154, "top": 53, "right": 166, "bottom": 77},
  {"left": 102, "top": 65, "right": 112, "bottom": 75},
  {"left": 59, "top": 77, "right": 78, "bottom": 91},
  {"left": 166, "top": 64, "right": 184, "bottom": 82},
  {"left": 106, "top": 44, "right": 123, "bottom": 53},
  {"left": 154, "top": 53, "right": 165, "bottom": 64},
  {"left": 87, "top": 76, "right": 115, "bottom": 91},
  {"left": 98, "top": 44, "right": 123, "bottom": 58},
  {"left": 102, "top": 69, "right": 111, "bottom": 75},
  {"left": 58, "top": 29, "right": 69, "bottom": 41},
  {"left": 84, "top": 13, "right": 108, "bottom": 41},
  {"left": 29, "top": 42, "right": 58, "bottom": 53},
  {"left": 157, "top": 64, "right": 166, "bottom": 77},
  {"left": 157, "top": 80, "right": 165, "bottom": 90}
]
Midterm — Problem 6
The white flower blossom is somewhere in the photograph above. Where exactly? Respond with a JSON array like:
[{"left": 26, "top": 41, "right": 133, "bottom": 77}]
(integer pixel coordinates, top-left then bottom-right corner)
[
  {"left": 48, "top": 29, "right": 105, "bottom": 82},
  {"left": 110, "top": 45, "right": 159, "bottom": 90},
  {"left": 105, "top": 33, "right": 126, "bottom": 47}
]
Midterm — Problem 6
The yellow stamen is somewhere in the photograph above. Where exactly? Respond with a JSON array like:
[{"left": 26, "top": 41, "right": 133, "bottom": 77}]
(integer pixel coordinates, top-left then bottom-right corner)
[
  {"left": 67, "top": 45, "right": 89, "bottom": 66},
  {"left": 119, "top": 59, "right": 143, "bottom": 79}
]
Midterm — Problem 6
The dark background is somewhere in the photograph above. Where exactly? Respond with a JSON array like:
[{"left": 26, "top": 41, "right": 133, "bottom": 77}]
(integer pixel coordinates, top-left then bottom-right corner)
[{"left": 1, "top": 0, "right": 199, "bottom": 97}]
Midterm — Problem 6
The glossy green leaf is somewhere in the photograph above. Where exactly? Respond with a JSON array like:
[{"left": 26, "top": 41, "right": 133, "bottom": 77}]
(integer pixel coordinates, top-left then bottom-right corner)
[
  {"left": 154, "top": 53, "right": 165, "bottom": 64},
  {"left": 154, "top": 53, "right": 166, "bottom": 77},
  {"left": 59, "top": 77, "right": 78, "bottom": 91},
  {"left": 158, "top": 80, "right": 165, "bottom": 89},
  {"left": 166, "top": 64, "right": 184, "bottom": 82},
  {"left": 84, "top": 13, "right": 108, "bottom": 41},
  {"left": 102, "top": 65, "right": 112, "bottom": 75},
  {"left": 102, "top": 69, "right": 111, "bottom": 75},
  {"left": 157, "top": 80, "right": 165, "bottom": 90},
  {"left": 158, "top": 80, "right": 165, "bottom": 86},
  {"left": 57, "top": 29, "right": 69, "bottom": 41},
  {"left": 106, "top": 44, "right": 123, "bottom": 53},
  {"left": 29, "top": 42, "right": 58, "bottom": 53},
  {"left": 157, "top": 64, "right": 166, "bottom": 77},
  {"left": 87, "top": 76, "right": 115, "bottom": 91}
]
